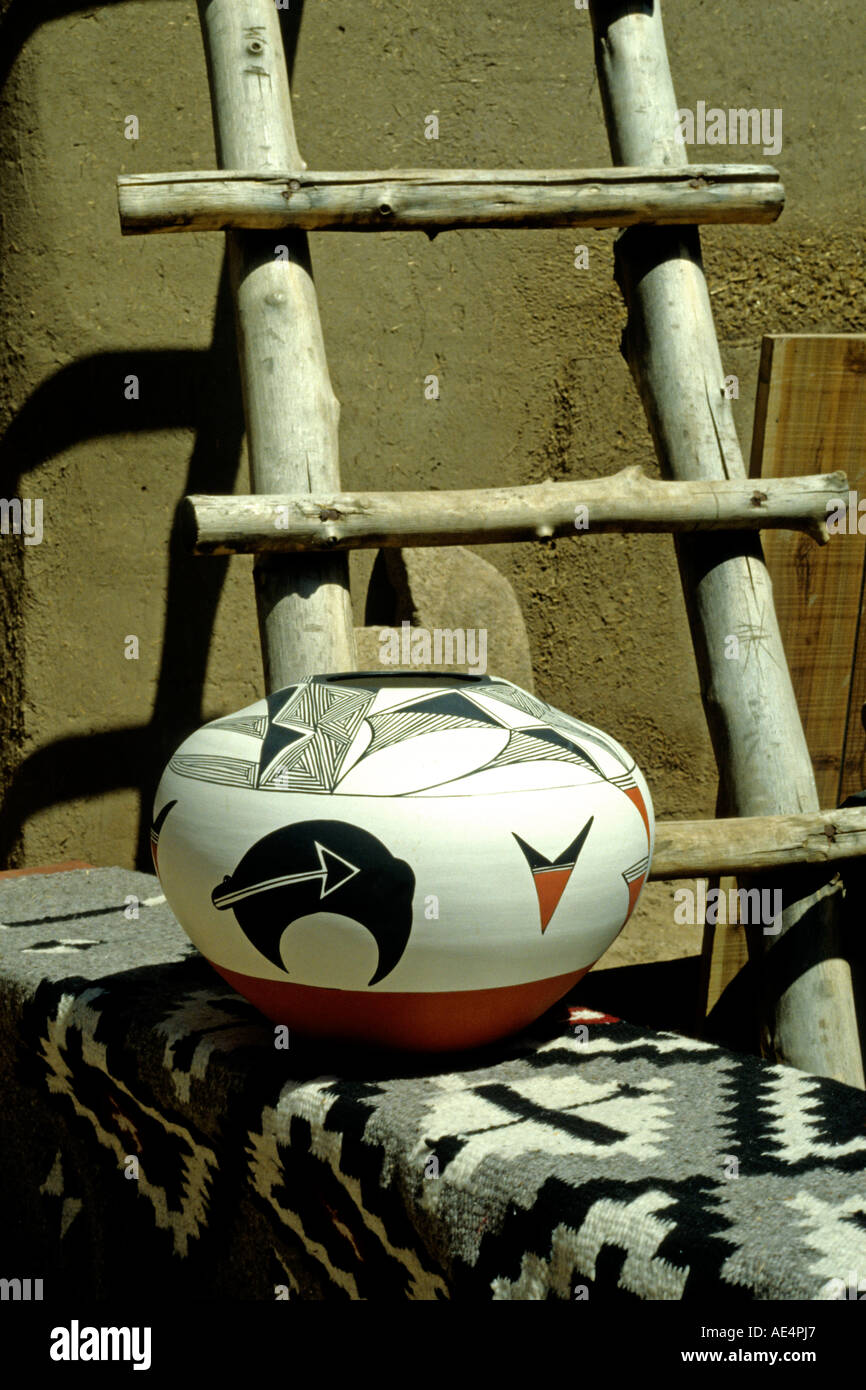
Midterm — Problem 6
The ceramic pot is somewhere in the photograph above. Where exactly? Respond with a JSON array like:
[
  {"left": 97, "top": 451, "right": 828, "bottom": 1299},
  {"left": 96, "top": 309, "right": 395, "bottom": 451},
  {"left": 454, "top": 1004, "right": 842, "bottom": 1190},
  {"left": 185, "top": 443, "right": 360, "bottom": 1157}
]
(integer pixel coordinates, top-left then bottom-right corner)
[{"left": 151, "top": 671, "right": 653, "bottom": 1050}]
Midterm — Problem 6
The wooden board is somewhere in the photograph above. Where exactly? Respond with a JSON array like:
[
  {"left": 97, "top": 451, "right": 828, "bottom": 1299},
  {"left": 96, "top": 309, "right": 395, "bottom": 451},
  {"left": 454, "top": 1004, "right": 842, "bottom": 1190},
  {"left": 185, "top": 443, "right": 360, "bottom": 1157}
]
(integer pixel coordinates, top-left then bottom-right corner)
[
  {"left": 699, "top": 876, "right": 750, "bottom": 1021},
  {"left": 751, "top": 335, "right": 866, "bottom": 806}
]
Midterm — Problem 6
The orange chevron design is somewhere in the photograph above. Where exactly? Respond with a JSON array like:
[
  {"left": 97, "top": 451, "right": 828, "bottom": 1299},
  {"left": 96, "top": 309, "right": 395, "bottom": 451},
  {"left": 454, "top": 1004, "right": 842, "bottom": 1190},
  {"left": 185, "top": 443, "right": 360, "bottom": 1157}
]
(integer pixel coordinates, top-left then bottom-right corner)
[
  {"left": 623, "top": 785, "right": 651, "bottom": 845},
  {"left": 533, "top": 868, "right": 574, "bottom": 932},
  {"left": 513, "top": 818, "right": 593, "bottom": 934}
]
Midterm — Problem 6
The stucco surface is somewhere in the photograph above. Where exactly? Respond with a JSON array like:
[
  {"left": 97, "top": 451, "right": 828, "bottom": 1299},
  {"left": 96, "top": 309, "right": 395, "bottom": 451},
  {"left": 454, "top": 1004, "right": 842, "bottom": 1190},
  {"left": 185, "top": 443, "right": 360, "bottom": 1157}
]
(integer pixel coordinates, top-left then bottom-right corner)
[{"left": 0, "top": 2, "right": 863, "bottom": 967}]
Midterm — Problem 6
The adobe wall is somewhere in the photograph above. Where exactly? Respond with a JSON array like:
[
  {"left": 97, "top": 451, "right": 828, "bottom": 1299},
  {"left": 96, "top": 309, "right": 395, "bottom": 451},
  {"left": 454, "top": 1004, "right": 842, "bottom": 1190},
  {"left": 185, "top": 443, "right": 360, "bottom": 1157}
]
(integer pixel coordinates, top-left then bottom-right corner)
[{"left": 1, "top": 1, "right": 862, "bottom": 872}]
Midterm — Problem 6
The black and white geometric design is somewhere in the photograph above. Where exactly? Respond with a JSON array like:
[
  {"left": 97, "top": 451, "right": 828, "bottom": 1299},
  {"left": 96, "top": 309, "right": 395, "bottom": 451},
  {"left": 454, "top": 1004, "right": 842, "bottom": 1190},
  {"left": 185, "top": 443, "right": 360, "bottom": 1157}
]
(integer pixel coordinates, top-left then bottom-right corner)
[
  {"left": 314, "top": 687, "right": 380, "bottom": 742},
  {"left": 261, "top": 731, "right": 346, "bottom": 793},
  {"left": 14, "top": 915, "right": 866, "bottom": 1302},
  {"left": 168, "top": 676, "right": 637, "bottom": 797},
  {"left": 277, "top": 682, "right": 371, "bottom": 738},
  {"left": 623, "top": 855, "right": 651, "bottom": 884},
  {"left": 255, "top": 690, "right": 310, "bottom": 788},
  {"left": 21, "top": 984, "right": 220, "bottom": 1261},
  {"left": 546, "top": 712, "right": 633, "bottom": 773},
  {"left": 169, "top": 754, "right": 259, "bottom": 788},
  {"left": 209, "top": 714, "right": 269, "bottom": 739},
  {"left": 609, "top": 769, "right": 645, "bottom": 797},
  {"left": 362, "top": 708, "right": 490, "bottom": 757},
  {"left": 482, "top": 728, "right": 603, "bottom": 773},
  {"left": 477, "top": 682, "right": 551, "bottom": 722}
]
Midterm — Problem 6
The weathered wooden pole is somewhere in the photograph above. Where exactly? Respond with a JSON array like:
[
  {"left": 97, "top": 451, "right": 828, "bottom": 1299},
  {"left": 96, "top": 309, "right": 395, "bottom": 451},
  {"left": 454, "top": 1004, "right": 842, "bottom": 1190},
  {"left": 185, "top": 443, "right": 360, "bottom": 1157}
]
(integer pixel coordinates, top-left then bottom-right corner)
[
  {"left": 197, "top": 0, "right": 355, "bottom": 688},
  {"left": 589, "top": 0, "right": 864, "bottom": 1085},
  {"left": 183, "top": 469, "right": 845, "bottom": 554},
  {"left": 117, "top": 164, "right": 785, "bottom": 234},
  {"left": 648, "top": 807, "right": 866, "bottom": 880}
]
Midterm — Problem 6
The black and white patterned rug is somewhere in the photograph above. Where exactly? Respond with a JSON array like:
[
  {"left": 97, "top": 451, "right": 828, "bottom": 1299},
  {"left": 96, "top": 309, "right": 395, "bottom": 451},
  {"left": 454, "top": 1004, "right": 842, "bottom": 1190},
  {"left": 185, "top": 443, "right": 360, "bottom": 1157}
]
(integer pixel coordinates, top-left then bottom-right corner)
[{"left": 1, "top": 868, "right": 865, "bottom": 1300}]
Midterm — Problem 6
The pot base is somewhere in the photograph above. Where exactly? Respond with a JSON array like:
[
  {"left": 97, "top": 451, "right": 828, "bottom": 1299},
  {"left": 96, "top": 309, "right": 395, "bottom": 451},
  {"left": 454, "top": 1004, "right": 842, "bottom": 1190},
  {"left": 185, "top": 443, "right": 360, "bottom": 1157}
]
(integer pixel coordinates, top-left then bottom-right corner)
[{"left": 211, "top": 962, "right": 592, "bottom": 1052}]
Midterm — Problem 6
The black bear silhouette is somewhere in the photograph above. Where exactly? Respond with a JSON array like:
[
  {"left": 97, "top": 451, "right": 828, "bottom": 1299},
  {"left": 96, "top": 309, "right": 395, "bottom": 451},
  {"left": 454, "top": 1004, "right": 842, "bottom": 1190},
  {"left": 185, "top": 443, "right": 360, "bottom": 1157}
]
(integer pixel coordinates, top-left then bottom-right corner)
[{"left": 212, "top": 819, "right": 415, "bottom": 986}]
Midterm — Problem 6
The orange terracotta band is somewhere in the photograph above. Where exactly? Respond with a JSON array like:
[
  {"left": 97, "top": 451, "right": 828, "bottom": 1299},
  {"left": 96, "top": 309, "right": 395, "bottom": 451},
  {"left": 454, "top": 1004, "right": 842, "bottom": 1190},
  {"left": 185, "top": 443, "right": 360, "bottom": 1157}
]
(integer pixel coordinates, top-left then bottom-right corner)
[{"left": 211, "top": 962, "right": 592, "bottom": 1052}]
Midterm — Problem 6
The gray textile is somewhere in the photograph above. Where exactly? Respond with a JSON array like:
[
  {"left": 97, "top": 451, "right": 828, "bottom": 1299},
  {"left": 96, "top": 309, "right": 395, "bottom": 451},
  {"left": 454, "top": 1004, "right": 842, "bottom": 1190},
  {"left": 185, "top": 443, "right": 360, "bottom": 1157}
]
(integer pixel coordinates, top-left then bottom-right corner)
[{"left": 1, "top": 867, "right": 864, "bottom": 1301}]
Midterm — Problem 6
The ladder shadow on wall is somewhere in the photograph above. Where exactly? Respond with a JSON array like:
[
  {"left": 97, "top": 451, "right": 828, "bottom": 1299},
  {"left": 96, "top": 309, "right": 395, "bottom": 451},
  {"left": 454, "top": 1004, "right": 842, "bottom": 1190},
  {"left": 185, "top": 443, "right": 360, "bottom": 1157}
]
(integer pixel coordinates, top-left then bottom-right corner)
[
  {"left": 0, "top": 3, "right": 310, "bottom": 870},
  {"left": 0, "top": 0, "right": 304, "bottom": 95},
  {"left": 0, "top": 260, "right": 247, "bottom": 871}
]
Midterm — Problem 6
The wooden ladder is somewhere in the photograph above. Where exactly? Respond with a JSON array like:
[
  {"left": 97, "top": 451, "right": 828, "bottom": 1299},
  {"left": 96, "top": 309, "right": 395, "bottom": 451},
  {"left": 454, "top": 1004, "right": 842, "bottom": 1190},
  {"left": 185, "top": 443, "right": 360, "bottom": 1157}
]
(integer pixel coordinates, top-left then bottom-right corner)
[{"left": 118, "top": 0, "right": 865, "bottom": 1087}]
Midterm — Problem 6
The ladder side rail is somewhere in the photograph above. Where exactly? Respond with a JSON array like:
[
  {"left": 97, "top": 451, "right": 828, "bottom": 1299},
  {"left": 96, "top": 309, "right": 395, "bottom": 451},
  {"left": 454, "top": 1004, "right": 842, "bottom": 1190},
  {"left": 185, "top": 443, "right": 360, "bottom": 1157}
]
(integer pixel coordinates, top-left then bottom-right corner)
[
  {"left": 589, "top": 0, "right": 863, "bottom": 1085},
  {"left": 197, "top": 0, "right": 355, "bottom": 687}
]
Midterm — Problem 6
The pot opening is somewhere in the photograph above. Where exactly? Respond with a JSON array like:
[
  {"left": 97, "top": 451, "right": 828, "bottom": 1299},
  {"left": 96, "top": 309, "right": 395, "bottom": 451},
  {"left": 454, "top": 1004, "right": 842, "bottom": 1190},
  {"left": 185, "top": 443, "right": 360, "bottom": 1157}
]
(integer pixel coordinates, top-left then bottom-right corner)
[{"left": 312, "top": 670, "right": 494, "bottom": 686}]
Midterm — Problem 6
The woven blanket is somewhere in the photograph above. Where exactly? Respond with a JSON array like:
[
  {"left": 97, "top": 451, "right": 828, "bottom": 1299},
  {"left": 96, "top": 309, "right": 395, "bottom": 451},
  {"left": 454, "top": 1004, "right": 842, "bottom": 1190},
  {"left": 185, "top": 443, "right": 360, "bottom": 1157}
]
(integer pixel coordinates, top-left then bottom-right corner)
[{"left": 1, "top": 867, "right": 865, "bottom": 1301}]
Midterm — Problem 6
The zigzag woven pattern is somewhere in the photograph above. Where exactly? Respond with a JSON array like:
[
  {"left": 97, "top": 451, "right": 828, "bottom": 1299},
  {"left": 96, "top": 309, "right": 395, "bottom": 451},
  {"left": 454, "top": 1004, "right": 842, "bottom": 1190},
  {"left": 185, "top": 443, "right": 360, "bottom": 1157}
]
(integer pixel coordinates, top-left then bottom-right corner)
[{"left": 1, "top": 868, "right": 865, "bottom": 1301}]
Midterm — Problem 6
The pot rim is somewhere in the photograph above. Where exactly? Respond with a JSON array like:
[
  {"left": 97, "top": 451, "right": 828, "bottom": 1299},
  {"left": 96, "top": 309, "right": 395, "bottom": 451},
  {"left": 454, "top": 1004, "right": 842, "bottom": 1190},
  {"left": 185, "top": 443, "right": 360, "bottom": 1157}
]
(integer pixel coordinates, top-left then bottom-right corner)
[{"left": 306, "top": 669, "right": 498, "bottom": 686}]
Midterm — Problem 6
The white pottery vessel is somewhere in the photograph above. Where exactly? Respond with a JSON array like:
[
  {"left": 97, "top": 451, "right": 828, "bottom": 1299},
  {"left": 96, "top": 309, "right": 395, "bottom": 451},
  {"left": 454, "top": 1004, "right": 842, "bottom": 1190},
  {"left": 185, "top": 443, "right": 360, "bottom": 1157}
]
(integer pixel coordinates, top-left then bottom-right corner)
[{"left": 151, "top": 672, "right": 654, "bottom": 1050}]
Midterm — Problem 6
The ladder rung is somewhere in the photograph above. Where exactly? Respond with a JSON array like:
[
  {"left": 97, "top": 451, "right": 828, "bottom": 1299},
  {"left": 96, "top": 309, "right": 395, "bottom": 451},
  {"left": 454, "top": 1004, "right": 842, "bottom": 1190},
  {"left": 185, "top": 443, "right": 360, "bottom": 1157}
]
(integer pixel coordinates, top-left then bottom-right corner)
[
  {"left": 649, "top": 807, "right": 866, "bottom": 880},
  {"left": 118, "top": 164, "right": 784, "bottom": 235},
  {"left": 183, "top": 467, "right": 845, "bottom": 555}
]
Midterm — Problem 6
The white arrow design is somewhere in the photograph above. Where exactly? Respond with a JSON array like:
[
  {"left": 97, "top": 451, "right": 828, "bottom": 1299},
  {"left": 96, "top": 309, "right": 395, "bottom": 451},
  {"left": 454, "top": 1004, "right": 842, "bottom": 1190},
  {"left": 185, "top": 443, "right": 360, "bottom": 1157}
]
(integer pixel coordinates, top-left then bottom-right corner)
[{"left": 212, "top": 841, "right": 360, "bottom": 910}]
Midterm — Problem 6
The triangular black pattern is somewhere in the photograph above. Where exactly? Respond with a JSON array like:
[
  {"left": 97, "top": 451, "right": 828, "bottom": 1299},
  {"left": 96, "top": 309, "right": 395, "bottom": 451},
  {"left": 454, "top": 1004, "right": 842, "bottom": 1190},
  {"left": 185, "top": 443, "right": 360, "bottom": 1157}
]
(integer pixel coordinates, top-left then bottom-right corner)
[
  {"left": 522, "top": 727, "right": 604, "bottom": 775},
  {"left": 396, "top": 691, "right": 507, "bottom": 727},
  {"left": 318, "top": 688, "right": 372, "bottom": 742},
  {"left": 209, "top": 714, "right": 268, "bottom": 739},
  {"left": 480, "top": 730, "right": 601, "bottom": 772},
  {"left": 477, "top": 686, "right": 631, "bottom": 775},
  {"left": 362, "top": 709, "right": 494, "bottom": 758},
  {"left": 476, "top": 683, "right": 550, "bottom": 721},
  {"left": 264, "top": 766, "right": 325, "bottom": 793},
  {"left": 547, "top": 712, "right": 632, "bottom": 773},
  {"left": 168, "top": 754, "right": 257, "bottom": 788},
  {"left": 278, "top": 681, "right": 335, "bottom": 729},
  {"left": 257, "top": 725, "right": 309, "bottom": 787},
  {"left": 313, "top": 731, "right": 350, "bottom": 789},
  {"left": 257, "top": 734, "right": 313, "bottom": 789},
  {"left": 262, "top": 728, "right": 347, "bottom": 795},
  {"left": 265, "top": 688, "right": 300, "bottom": 727}
]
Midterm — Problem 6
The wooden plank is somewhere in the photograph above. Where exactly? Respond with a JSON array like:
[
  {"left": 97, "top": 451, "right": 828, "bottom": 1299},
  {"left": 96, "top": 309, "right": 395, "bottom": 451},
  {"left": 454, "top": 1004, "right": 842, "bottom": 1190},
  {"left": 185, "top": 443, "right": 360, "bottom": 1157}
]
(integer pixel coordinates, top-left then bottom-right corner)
[
  {"left": 589, "top": 0, "right": 863, "bottom": 1086},
  {"left": 845, "top": 686, "right": 866, "bottom": 802},
  {"left": 698, "top": 875, "right": 759, "bottom": 1053},
  {"left": 649, "top": 807, "right": 866, "bottom": 879},
  {"left": 697, "top": 783, "right": 747, "bottom": 1024},
  {"left": 751, "top": 335, "right": 866, "bottom": 805},
  {"left": 183, "top": 468, "right": 844, "bottom": 554},
  {"left": 197, "top": 0, "right": 355, "bottom": 688},
  {"left": 700, "top": 877, "right": 750, "bottom": 1016},
  {"left": 117, "top": 164, "right": 785, "bottom": 234}
]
